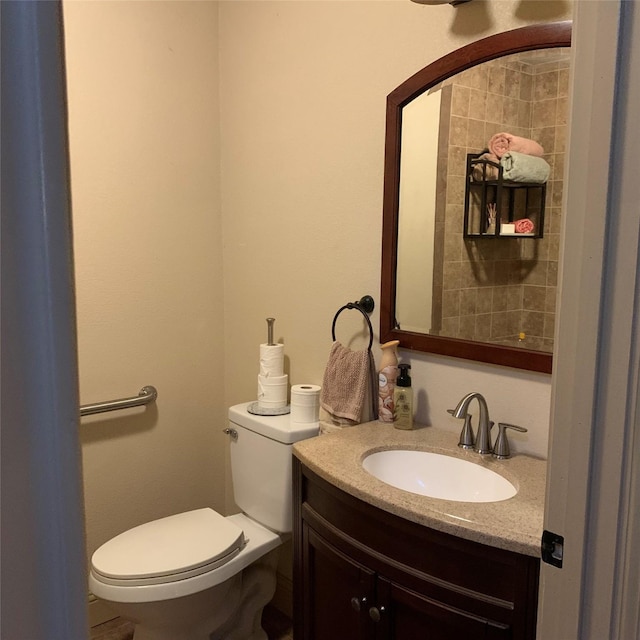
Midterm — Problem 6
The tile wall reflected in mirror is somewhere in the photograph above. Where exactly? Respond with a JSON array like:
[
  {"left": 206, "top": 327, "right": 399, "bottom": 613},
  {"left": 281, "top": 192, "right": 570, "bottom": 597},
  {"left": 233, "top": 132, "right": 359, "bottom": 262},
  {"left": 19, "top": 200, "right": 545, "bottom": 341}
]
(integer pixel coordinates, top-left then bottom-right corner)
[{"left": 431, "top": 50, "right": 569, "bottom": 353}]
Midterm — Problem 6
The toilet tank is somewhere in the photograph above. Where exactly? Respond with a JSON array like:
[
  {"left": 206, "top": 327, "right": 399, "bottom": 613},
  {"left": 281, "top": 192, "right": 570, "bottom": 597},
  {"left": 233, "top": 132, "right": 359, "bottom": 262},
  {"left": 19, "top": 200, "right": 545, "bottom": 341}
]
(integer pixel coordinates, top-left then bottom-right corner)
[{"left": 228, "top": 403, "right": 318, "bottom": 533}]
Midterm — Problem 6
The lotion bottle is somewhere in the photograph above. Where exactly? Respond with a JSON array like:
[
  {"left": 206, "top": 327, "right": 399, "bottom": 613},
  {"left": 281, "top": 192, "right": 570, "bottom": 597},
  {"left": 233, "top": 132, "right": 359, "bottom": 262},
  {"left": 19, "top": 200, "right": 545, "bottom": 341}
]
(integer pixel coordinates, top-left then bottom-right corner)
[
  {"left": 394, "top": 364, "right": 413, "bottom": 430},
  {"left": 378, "top": 340, "right": 399, "bottom": 423}
]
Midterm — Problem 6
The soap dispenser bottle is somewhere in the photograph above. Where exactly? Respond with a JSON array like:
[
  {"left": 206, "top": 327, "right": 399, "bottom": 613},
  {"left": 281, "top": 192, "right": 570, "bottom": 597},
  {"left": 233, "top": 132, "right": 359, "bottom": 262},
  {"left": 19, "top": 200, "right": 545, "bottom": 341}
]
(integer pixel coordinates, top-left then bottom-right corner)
[
  {"left": 394, "top": 364, "right": 414, "bottom": 430},
  {"left": 378, "top": 340, "right": 399, "bottom": 423}
]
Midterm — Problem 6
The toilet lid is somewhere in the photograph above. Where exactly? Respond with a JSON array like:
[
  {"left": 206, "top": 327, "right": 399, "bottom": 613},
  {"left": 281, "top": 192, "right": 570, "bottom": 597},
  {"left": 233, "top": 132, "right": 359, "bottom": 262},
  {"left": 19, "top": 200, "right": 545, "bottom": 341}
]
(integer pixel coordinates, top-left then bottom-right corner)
[{"left": 91, "top": 508, "right": 245, "bottom": 586}]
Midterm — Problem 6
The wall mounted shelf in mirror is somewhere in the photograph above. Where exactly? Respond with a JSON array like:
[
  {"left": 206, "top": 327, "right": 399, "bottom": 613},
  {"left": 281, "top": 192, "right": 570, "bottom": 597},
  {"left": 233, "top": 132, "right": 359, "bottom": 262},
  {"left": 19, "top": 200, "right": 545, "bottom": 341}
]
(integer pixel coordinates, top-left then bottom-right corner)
[
  {"left": 380, "top": 21, "right": 571, "bottom": 374},
  {"left": 464, "top": 153, "right": 547, "bottom": 239}
]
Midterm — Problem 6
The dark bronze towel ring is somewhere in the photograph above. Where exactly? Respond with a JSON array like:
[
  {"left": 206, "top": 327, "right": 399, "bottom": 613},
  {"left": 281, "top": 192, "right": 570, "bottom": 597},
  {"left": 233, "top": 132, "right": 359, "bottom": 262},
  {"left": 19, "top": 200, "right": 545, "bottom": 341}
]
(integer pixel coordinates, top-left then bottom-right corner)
[{"left": 331, "top": 295, "right": 375, "bottom": 350}]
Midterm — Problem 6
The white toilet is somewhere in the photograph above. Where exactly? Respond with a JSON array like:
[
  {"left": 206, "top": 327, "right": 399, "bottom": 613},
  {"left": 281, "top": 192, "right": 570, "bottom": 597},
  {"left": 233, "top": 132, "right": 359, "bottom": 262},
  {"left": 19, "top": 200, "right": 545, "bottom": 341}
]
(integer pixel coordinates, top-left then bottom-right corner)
[{"left": 89, "top": 403, "right": 318, "bottom": 640}]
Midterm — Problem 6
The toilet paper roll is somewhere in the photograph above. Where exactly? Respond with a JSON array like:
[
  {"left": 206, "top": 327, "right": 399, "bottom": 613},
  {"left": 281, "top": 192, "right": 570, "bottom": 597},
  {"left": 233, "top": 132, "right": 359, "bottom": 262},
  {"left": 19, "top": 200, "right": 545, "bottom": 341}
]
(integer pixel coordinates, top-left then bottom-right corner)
[
  {"left": 257, "top": 374, "right": 288, "bottom": 409},
  {"left": 291, "top": 404, "right": 319, "bottom": 423},
  {"left": 259, "top": 373, "right": 288, "bottom": 387},
  {"left": 291, "top": 384, "right": 321, "bottom": 404},
  {"left": 259, "top": 343, "right": 284, "bottom": 377},
  {"left": 291, "top": 384, "right": 321, "bottom": 423}
]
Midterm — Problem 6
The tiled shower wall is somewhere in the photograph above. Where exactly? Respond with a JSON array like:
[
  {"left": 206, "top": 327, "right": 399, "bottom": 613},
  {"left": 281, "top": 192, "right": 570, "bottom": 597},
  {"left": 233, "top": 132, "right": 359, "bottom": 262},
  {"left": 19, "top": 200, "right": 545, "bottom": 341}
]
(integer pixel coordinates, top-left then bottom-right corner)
[{"left": 432, "top": 51, "right": 569, "bottom": 352}]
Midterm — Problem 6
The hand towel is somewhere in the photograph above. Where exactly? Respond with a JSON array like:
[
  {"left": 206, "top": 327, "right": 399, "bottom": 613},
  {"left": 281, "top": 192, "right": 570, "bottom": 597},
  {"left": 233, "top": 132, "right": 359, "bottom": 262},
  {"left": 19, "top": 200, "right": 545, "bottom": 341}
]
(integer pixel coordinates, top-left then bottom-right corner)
[
  {"left": 500, "top": 151, "right": 550, "bottom": 183},
  {"left": 488, "top": 132, "right": 544, "bottom": 159},
  {"left": 319, "top": 417, "right": 345, "bottom": 435},
  {"left": 320, "top": 341, "right": 377, "bottom": 425}
]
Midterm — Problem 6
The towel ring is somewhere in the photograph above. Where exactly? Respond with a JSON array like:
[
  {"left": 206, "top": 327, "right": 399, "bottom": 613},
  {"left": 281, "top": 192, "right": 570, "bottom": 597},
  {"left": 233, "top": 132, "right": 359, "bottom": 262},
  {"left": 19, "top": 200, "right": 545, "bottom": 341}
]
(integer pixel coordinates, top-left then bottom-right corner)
[{"left": 331, "top": 295, "right": 375, "bottom": 350}]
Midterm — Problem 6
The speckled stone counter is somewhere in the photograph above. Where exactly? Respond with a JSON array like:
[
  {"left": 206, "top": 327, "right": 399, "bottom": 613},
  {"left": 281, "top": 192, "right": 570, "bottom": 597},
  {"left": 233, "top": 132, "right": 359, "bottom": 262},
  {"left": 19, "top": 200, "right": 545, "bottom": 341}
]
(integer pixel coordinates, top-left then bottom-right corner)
[{"left": 293, "top": 421, "right": 547, "bottom": 557}]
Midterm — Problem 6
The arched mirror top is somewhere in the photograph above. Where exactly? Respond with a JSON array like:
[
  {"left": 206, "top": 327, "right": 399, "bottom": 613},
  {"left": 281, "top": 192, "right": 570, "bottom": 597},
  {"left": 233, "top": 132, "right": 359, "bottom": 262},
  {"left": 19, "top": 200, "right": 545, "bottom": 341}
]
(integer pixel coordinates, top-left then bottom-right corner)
[{"left": 380, "top": 21, "right": 572, "bottom": 374}]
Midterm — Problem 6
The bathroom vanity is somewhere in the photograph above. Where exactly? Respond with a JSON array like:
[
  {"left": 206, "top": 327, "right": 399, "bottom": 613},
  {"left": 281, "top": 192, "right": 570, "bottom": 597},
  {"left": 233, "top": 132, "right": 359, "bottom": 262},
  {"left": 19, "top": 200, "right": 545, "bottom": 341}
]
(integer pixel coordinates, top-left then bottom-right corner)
[{"left": 292, "top": 423, "right": 545, "bottom": 640}]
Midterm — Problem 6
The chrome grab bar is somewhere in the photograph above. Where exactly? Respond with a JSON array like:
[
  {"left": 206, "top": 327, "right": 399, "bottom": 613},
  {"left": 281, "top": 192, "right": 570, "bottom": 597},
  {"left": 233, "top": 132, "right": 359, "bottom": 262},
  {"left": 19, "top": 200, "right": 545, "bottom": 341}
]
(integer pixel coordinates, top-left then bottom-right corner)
[{"left": 80, "top": 385, "right": 158, "bottom": 417}]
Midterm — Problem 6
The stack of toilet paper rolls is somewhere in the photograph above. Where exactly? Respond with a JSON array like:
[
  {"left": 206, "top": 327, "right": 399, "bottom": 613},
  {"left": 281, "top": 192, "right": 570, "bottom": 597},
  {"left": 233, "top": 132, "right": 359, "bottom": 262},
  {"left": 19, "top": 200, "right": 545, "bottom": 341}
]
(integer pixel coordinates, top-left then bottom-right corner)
[
  {"left": 257, "top": 343, "right": 288, "bottom": 410},
  {"left": 290, "top": 384, "right": 321, "bottom": 424}
]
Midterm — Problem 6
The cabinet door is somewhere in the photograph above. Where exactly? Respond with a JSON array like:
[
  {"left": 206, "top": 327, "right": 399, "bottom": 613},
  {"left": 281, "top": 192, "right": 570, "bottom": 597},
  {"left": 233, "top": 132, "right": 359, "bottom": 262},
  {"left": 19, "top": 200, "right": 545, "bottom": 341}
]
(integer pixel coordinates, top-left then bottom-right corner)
[
  {"left": 303, "top": 524, "right": 376, "bottom": 640},
  {"left": 376, "top": 576, "right": 510, "bottom": 640}
]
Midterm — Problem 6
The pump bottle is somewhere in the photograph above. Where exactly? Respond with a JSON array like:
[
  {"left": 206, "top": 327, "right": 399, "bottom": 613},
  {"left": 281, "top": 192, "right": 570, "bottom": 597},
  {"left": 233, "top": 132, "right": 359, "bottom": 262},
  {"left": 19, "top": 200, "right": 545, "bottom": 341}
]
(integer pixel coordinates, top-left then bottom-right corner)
[{"left": 394, "top": 364, "right": 413, "bottom": 430}]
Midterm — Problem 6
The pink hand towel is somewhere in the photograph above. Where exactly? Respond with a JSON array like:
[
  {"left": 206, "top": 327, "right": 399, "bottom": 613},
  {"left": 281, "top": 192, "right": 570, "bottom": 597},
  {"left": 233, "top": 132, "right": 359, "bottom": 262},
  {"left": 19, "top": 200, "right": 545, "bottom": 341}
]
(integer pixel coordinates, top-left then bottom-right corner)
[{"left": 488, "top": 132, "right": 544, "bottom": 159}]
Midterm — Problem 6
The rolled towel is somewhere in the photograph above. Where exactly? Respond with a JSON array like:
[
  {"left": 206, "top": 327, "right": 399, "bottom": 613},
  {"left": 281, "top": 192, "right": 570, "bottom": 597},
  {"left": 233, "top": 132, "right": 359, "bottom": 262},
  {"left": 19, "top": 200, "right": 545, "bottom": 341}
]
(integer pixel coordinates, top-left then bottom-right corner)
[
  {"left": 471, "top": 152, "right": 500, "bottom": 181},
  {"left": 488, "top": 132, "right": 544, "bottom": 159},
  {"left": 514, "top": 218, "right": 535, "bottom": 234},
  {"left": 500, "top": 151, "right": 551, "bottom": 183}
]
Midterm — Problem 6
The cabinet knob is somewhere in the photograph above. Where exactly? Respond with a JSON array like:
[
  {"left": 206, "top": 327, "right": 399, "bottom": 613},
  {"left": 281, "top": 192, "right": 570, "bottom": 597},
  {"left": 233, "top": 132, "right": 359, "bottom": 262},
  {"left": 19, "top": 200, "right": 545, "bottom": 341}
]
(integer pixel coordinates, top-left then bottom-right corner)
[
  {"left": 350, "top": 596, "right": 366, "bottom": 612},
  {"left": 368, "top": 606, "right": 385, "bottom": 622}
]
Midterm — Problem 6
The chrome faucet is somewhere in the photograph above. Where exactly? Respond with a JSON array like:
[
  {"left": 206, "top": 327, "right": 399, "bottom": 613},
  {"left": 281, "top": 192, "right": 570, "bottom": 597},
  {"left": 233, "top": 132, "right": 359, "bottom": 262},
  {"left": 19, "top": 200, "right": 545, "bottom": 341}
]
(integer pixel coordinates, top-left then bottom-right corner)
[{"left": 451, "top": 392, "right": 494, "bottom": 454}]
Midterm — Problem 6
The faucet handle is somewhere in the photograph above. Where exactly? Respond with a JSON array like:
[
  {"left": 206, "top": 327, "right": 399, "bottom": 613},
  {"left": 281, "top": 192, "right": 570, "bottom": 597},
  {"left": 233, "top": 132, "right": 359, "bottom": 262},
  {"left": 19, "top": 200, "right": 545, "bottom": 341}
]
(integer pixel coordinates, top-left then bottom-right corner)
[
  {"left": 448, "top": 408, "right": 475, "bottom": 449},
  {"left": 493, "top": 423, "right": 527, "bottom": 459},
  {"left": 458, "top": 414, "right": 475, "bottom": 449}
]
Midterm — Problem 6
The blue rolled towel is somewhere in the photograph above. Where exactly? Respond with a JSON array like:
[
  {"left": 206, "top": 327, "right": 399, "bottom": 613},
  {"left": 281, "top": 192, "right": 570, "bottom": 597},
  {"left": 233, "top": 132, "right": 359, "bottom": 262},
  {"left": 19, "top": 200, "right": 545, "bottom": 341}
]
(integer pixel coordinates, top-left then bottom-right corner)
[{"left": 500, "top": 151, "right": 550, "bottom": 183}]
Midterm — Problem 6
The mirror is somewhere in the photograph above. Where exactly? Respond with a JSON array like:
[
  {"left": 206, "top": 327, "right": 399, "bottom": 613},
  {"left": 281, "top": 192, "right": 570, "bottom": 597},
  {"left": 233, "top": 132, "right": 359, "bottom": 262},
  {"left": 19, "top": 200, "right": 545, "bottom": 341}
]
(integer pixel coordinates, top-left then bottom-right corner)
[{"left": 380, "top": 22, "right": 571, "bottom": 374}]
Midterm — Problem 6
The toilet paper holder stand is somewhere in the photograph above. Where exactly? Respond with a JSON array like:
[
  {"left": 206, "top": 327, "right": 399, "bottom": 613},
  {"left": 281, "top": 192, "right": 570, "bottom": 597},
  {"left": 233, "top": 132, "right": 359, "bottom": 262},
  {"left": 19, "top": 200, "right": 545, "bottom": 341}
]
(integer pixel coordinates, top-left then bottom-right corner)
[{"left": 331, "top": 295, "right": 375, "bottom": 350}]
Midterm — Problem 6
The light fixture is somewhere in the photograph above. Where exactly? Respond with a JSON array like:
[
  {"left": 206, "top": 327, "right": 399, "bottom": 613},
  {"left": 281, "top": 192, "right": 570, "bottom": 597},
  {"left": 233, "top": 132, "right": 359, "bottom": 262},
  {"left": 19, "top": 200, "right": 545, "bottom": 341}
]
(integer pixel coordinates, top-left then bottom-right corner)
[{"left": 410, "top": 0, "right": 473, "bottom": 5}]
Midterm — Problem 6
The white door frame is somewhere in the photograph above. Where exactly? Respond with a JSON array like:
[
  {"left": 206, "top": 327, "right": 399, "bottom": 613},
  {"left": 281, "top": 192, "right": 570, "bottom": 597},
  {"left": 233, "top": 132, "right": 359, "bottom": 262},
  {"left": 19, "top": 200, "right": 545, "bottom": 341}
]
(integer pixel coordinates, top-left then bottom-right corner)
[{"left": 538, "top": 0, "right": 640, "bottom": 638}]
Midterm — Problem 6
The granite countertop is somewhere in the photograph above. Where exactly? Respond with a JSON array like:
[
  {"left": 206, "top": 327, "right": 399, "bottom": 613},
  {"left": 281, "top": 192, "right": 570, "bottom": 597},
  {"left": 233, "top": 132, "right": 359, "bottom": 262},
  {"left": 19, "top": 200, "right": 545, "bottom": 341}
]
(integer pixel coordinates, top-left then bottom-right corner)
[{"left": 293, "top": 421, "right": 547, "bottom": 557}]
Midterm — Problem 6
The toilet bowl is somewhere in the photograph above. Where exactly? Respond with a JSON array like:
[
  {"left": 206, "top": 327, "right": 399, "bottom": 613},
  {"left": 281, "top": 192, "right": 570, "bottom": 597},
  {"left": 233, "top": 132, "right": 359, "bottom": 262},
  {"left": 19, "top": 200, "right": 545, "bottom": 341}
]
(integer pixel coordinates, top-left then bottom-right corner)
[{"left": 89, "top": 403, "right": 318, "bottom": 640}]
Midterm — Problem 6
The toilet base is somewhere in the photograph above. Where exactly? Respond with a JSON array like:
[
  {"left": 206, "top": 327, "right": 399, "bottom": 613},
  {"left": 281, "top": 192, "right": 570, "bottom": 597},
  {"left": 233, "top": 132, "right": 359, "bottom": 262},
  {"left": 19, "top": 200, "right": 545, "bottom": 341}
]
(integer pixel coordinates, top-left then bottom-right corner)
[
  {"left": 210, "top": 549, "right": 279, "bottom": 640},
  {"left": 116, "top": 574, "right": 241, "bottom": 640},
  {"left": 108, "top": 548, "right": 280, "bottom": 640}
]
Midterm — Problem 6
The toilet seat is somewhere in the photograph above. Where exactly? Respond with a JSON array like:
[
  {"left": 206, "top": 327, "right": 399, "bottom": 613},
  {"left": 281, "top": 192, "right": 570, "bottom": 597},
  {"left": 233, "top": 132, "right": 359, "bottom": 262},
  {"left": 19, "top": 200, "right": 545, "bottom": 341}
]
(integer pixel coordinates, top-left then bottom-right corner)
[
  {"left": 89, "top": 513, "right": 283, "bottom": 603},
  {"left": 91, "top": 508, "right": 245, "bottom": 586}
]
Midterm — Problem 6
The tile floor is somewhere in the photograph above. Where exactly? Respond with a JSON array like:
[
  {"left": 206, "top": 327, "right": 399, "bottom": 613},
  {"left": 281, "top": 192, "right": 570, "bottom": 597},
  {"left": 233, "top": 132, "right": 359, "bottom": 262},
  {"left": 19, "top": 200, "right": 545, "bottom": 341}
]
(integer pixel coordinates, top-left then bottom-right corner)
[{"left": 89, "top": 605, "right": 293, "bottom": 640}]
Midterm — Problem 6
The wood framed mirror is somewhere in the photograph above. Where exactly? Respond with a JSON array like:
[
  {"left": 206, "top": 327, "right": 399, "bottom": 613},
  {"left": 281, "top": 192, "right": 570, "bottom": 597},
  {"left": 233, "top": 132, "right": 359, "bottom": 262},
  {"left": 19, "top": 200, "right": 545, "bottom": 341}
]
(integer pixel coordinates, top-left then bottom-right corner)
[{"left": 380, "top": 21, "right": 571, "bottom": 374}]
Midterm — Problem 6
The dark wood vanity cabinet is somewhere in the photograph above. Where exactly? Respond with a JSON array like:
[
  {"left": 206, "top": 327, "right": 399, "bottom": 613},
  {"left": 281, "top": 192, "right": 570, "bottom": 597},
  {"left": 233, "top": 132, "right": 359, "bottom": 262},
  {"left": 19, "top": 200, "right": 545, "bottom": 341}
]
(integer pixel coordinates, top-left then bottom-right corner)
[{"left": 293, "top": 459, "right": 540, "bottom": 640}]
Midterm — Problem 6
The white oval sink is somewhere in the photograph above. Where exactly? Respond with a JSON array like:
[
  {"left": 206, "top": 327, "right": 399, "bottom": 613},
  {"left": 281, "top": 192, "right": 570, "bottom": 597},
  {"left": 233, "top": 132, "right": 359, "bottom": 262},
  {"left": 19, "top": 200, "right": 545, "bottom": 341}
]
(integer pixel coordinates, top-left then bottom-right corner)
[{"left": 362, "top": 450, "right": 517, "bottom": 503}]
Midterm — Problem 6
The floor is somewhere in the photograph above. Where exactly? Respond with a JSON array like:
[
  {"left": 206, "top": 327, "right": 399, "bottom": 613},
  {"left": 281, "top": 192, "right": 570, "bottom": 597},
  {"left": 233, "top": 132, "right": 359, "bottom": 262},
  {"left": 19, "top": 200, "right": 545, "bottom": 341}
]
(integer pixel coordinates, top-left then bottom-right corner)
[{"left": 89, "top": 605, "right": 293, "bottom": 640}]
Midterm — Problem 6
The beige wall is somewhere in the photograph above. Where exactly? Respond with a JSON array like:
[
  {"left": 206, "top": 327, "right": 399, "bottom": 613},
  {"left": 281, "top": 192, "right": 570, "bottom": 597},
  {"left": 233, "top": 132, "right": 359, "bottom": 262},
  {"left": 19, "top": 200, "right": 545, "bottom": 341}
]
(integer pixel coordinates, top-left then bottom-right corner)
[
  {"left": 63, "top": 0, "right": 225, "bottom": 562},
  {"left": 63, "top": 0, "right": 571, "bottom": 603},
  {"left": 396, "top": 91, "right": 441, "bottom": 334}
]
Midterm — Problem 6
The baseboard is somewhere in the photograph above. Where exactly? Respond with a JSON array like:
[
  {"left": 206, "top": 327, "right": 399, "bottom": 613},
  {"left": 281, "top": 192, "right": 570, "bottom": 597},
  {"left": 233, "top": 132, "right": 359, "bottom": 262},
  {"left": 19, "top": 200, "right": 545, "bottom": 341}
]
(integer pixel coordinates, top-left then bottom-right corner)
[
  {"left": 88, "top": 593, "right": 117, "bottom": 628},
  {"left": 271, "top": 572, "right": 293, "bottom": 618}
]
